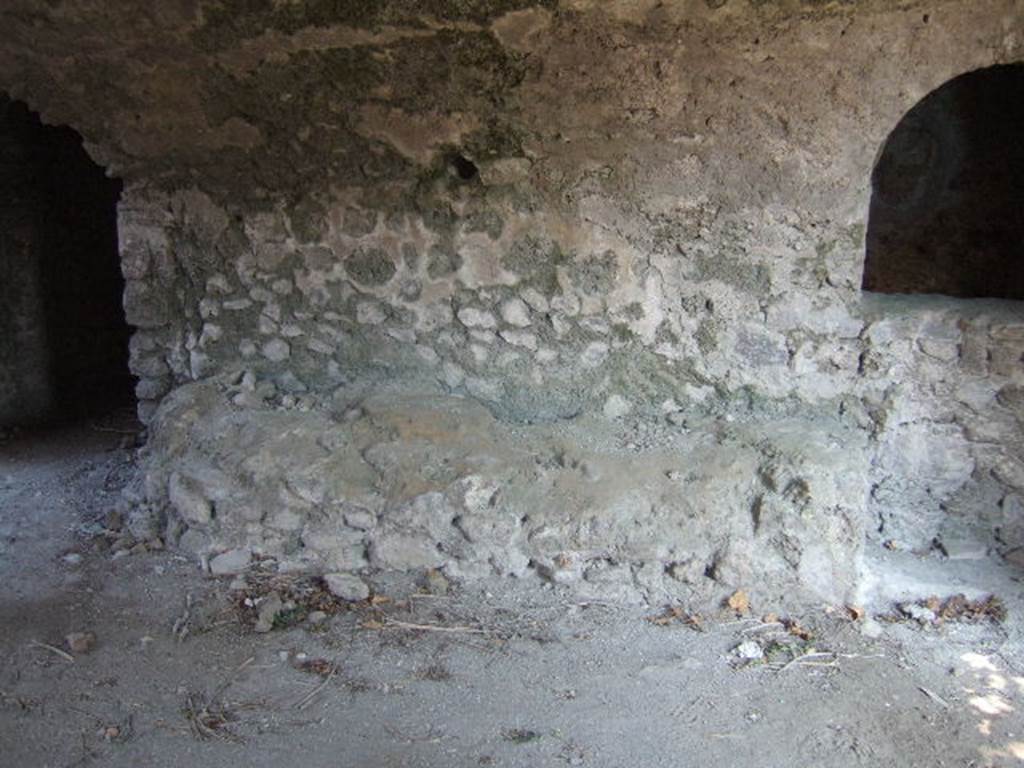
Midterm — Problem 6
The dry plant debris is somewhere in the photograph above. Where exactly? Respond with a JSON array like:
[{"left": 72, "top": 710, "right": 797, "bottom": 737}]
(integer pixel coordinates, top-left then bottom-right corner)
[
  {"left": 294, "top": 658, "right": 337, "bottom": 678},
  {"left": 232, "top": 571, "right": 354, "bottom": 631},
  {"left": 0, "top": 690, "right": 41, "bottom": 713},
  {"left": 182, "top": 691, "right": 242, "bottom": 742},
  {"left": 891, "top": 594, "right": 1007, "bottom": 625},
  {"left": 417, "top": 663, "right": 453, "bottom": 682},
  {"left": 646, "top": 605, "right": 705, "bottom": 631},
  {"left": 933, "top": 594, "right": 1006, "bottom": 622},
  {"left": 726, "top": 590, "right": 751, "bottom": 616},
  {"left": 502, "top": 728, "right": 542, "bottom": 744},
  {"left": 729, "top": 611, "right": 828, "bottom": 669}
]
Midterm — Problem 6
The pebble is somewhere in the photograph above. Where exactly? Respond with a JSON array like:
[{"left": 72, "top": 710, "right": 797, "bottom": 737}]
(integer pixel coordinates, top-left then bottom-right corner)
[
  {"left": 323, "top": 572, "right": 370, "bottom": 602},
  {"left": 603, "top": 394, "right": 633, "bottom": 419},
  {"left": 209, "top": 548, "right": 251, "bottom": 576},
  {"left": 62, "top": 553, "right": 83, "bottom": 566},
  {"left": 66, "top": 631, "right": 97, "bottom": 654},
  {"left": 423, "top": 568, "right": 450, "bottom": 596},
  {"left": 110, "top": 536, "right": 135, "bottom": 553},
  {"left": 255, "top": 592, "right": 283, "bottom": 633},
  {"left": 899, "top": 603, "right": 937, "bottom": 624},
  {"left": 733, "top": 640, "right": 764, "bottom": 661}
]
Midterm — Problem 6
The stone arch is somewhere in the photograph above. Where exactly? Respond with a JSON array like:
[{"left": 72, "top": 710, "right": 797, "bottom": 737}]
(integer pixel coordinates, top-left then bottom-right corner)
[{"left": 862, "top": 63, "right": 1024, "bottom": 299}]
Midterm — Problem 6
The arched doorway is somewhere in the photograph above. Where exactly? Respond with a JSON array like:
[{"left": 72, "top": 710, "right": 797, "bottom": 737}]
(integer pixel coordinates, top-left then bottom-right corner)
[
  {"left": 0, "top": 96, "right": 133, "bottom": 426},
  {"left": 863, "top": 64, "right": 1024, "bottom": 299}
]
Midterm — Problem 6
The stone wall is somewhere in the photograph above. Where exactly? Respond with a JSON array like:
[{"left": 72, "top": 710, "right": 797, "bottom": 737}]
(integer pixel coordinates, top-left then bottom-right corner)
[{"left": 3, "top": 0, "right": 1023, "bottom": 602}]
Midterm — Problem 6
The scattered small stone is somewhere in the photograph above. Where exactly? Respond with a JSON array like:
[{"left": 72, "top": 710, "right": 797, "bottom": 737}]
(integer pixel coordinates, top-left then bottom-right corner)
[
  {"left": 66, "top": 631, "right": 97, "bottom": 654},
  {"left": 111, "top": 549, "right": 131, "bottom": 561},
  {"left": 323, "top": 573, "right": 370, "bottom": 602},
  {"left": 500, "top": 298, "right": 532, "bottom": 328},
  {"left": 602, "top": 394, "right": 632, "bottom": 419},
  {"left": 209, "top": 548, "right": 251, "bottom": 576},
  {"left": 101, "top": 723, "right": 126, "bottom": 742},
  {"left": 899, "top": 602, "right": 937, "bottom": 624},
  {"left": 254, "top": 592, "right": 283, "bottom": 633},
  {"left": 62, "top": 553, "right": 83, "bottom": 566},
  {"left": 130, "top": 542, "right": 149, "bottom": 556},
  {"left": 422, "top": 568, "right": 450, "bottom": 596},
  {"left": 307, "top": 610, "right": 328, "bottom": 624},
  {"left": 343, "top": 508, "right": 375, "bottom": 530},
  {"left": 860, "top": 618, "right": 884, "bottom": 639},
  {"left": 110, "top": 536, "right": 135, "bottom": 553},
  {"left": 733, "top": 640, "right": 764, "bottom": 661}
]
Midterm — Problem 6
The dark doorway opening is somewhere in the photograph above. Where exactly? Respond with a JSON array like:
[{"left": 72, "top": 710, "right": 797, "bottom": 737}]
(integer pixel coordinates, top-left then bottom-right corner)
[
  {"left": 0, "top": 96, "right": 133, "bottom": 426},
  {"left": 863, "top": 64, "right": 1024, "bottom": 299}
]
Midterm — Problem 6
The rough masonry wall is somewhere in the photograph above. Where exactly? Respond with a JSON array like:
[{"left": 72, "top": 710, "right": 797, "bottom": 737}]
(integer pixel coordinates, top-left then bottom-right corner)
[{"left": 3, "top": 0, "right": 1023, "bottom": 600}]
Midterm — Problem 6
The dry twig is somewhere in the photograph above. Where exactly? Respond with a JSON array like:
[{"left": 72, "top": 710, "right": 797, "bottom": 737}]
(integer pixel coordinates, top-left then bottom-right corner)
[
  {"left": 29, "top": 640, "right": 74, "bottom": 662},
  {"left": 918, "top": 686, "right": 951, "bottom": 708},
  {"left": 172, "top": 594, "right": 193, "bottom": 642},
  {"left": 773, "top": 651, "right": 839, "bottom": 672},
  {"left": 382, "top": 619, "right": 489, "bottom": 635},
  {"left": 294, "top": 669, "right": 336, "bottom": 711}
]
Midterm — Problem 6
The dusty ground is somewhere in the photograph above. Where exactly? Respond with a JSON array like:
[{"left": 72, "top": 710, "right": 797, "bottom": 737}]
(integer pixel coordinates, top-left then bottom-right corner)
[{"left": 1, "top": 419, "right": 1023, "bottom": 768}]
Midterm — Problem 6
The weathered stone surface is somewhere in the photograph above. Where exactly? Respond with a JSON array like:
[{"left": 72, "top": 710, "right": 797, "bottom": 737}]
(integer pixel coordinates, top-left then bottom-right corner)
[
  {"left": 145, "top": 378, "right": 870, "bottom": 607},
  {"left": 323, "top": 573, "right": 370, "bottom": 602},
  {"left": 209, "top": 547, "right": 250, "bottom": 575},
  {"left": 168, "top": 473, "right": 211, "bottom": 526},
  {"left": 4, "top": 1, "right": 1023, "bottom": 604}
]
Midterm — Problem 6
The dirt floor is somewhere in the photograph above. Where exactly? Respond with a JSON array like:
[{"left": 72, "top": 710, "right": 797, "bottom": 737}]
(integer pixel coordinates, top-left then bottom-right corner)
[{"left": 1, "top": 419, "right": 1023, "bottom": 768}]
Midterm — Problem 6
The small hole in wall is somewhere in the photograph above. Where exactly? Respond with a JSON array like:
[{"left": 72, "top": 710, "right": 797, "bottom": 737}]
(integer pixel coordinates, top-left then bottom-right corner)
[{"left": 450, "top": 154, "right": 479, "bottom": 181}]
